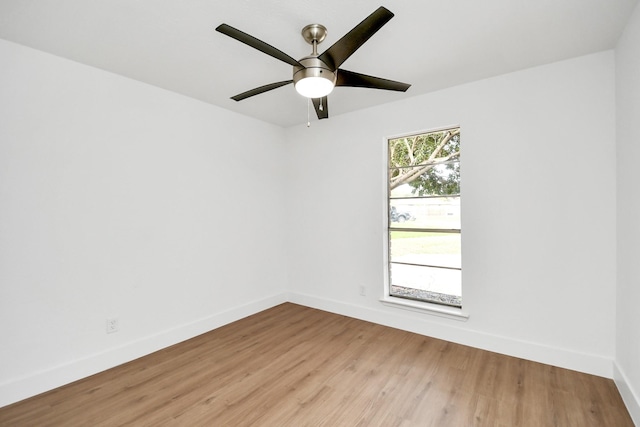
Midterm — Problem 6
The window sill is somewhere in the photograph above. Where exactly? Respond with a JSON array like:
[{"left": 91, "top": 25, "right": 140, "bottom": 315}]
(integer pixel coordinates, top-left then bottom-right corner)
[{"left": 379, "top": 295, "right": 469, "bottom": 321}]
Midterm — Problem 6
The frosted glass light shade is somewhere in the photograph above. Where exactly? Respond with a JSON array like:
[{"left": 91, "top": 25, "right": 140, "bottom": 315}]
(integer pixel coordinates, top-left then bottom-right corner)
[{"left": 295, "top": 76, "right": 334, "bottom": 98}]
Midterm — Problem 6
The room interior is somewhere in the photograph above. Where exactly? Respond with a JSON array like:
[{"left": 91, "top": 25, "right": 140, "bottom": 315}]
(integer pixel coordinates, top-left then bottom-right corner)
[{"left": 0, "top": 0, "right": 639, "bottom": 424}]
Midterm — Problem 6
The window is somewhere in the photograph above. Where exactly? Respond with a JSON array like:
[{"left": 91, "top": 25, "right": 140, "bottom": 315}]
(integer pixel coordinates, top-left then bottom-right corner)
[{"left": 387, "top": 127, "right": 461, "bottom": 308}]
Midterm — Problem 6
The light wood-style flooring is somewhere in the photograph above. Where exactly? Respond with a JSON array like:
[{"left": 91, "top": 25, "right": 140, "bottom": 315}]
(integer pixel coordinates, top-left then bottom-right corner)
[{"left": 0, "top": 303, "right": 633, "bottom": 426}]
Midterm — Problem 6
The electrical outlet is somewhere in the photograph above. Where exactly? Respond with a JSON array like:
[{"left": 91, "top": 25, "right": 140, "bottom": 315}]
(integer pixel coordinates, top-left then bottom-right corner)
[
  {"left": 106, "top": 317, "right": 119, "bottom": 334},
  {"left": 359, "top": 285, "right": 367, "bottom": 296}
]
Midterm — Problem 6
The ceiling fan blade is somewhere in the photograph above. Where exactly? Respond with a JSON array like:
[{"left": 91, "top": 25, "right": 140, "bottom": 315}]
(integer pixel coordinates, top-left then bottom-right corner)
[
  {"left": 318, "top": 7, "right": 394, "bottom": 71},
  {"left": 216, "top": 24, "right": 302, "bottom": 67},
  {"left": 336, "top": 69, "right": 411, "bottom": 92},
  {"left": 312, "top": 97, "right": 329, "bottom": 120},
  {"left": 231, "top": 80, "right": 293, "bottom": 101}
]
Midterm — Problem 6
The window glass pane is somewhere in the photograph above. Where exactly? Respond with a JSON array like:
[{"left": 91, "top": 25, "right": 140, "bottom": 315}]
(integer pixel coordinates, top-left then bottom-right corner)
[
  {"left": 389, "top": 161, "right": 460, "bottom": 198},
  {"left": 387, "top": 126, "right": 461, "bottom": 307},
  {"left": 389, "top": 198, "right": 460, "bottom": 230},
  {"left": 389, "top": 264, "right": 461, "bottom": 307},
  {"left": 390, "top": 231, "right": 460, "bottom": 269}
]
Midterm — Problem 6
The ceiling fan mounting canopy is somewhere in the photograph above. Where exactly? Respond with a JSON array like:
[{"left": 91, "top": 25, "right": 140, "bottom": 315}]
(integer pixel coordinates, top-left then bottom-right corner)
[
  {"left": 215, "top": 6, "right": 411, "bottom": 121},
  {"left": 301, "top": 24, "right": 327, "bottom": 46}
]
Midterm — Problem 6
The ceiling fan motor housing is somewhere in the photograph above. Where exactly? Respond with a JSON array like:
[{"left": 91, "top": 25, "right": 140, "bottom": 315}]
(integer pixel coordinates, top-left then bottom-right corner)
[{"left": 293, "top": 56, "right": 336, "bottom": 86}]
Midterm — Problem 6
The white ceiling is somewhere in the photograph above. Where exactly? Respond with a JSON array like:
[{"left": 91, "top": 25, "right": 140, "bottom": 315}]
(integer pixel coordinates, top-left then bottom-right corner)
[{"left": 0, "top": 0, "right": 637, "bottom": 128}]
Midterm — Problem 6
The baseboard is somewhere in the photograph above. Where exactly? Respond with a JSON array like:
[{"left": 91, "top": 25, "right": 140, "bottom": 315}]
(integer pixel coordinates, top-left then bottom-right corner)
[
  {"left": 614, "top": 362, "right": 640, "bottom": 425},
  {"left": 287, "top": 292, "right": 614, "bottom": 379},
  {"left": 0, "top": 293, "right": 288, "bottom": 408}
]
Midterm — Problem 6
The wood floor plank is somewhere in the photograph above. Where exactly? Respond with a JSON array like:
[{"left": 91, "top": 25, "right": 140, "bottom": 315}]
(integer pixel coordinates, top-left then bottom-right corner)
[{"left": 0, "top": 303, "right": 634, "bottom": 426}]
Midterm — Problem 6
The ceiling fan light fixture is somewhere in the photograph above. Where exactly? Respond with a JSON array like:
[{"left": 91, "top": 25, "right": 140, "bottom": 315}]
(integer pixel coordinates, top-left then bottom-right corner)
[
  {"left": 293, "top": 56, "right": 336, "bottom": 99},
  {"left": 295, "top": 76, "right": 334, "bottom": 98}
]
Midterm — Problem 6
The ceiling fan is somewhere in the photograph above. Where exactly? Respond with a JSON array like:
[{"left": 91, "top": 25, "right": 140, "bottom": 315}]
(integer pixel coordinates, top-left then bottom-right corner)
[{"left": 216, "top": 6, "right": 411, "bottom": 121}]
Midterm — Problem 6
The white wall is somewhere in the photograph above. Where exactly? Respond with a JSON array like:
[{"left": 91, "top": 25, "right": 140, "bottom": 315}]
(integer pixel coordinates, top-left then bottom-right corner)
[
  {"left": 615, "top": 2, "right": 640, "bottom": 423},
  {"left": 285, "top": 51, "right": 617, "bottom": 378},
  {"left": 0, "top": 39, "right": 288, "bottom": 406},
  {"left": 0, "top": 34, "right": 626, "bottom": 411}
]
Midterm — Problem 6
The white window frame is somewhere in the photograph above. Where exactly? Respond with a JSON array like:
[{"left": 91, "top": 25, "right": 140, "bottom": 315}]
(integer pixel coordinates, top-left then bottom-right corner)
[{"left": 380, "top": 127, "right": 469, "bottom": 321}]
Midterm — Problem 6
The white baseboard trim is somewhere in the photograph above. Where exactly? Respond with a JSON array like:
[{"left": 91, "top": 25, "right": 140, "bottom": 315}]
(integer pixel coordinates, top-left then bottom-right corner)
[
  {"left": 614, "top": 362, "right": 640, "bottom": 425},
  {"left": 0, "top": 293, "right": 288, "bottom": 408},
  {"left": 287, "top": 292, "right": 614, "bottom": 379}
]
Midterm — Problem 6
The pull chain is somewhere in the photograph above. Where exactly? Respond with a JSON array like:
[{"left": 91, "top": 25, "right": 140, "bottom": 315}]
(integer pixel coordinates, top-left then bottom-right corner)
[
  {"left": 319, "top": 97, "right": 323, "bottom": 112},
  {"left": 307, "top": 98, "right": 311, "bottom": 127}
]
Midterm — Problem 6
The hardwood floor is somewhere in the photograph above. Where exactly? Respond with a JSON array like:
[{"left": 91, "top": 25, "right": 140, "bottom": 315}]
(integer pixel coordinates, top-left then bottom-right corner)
[{"left": 0, "top": 303, "right": 633, "bottom": 426}]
